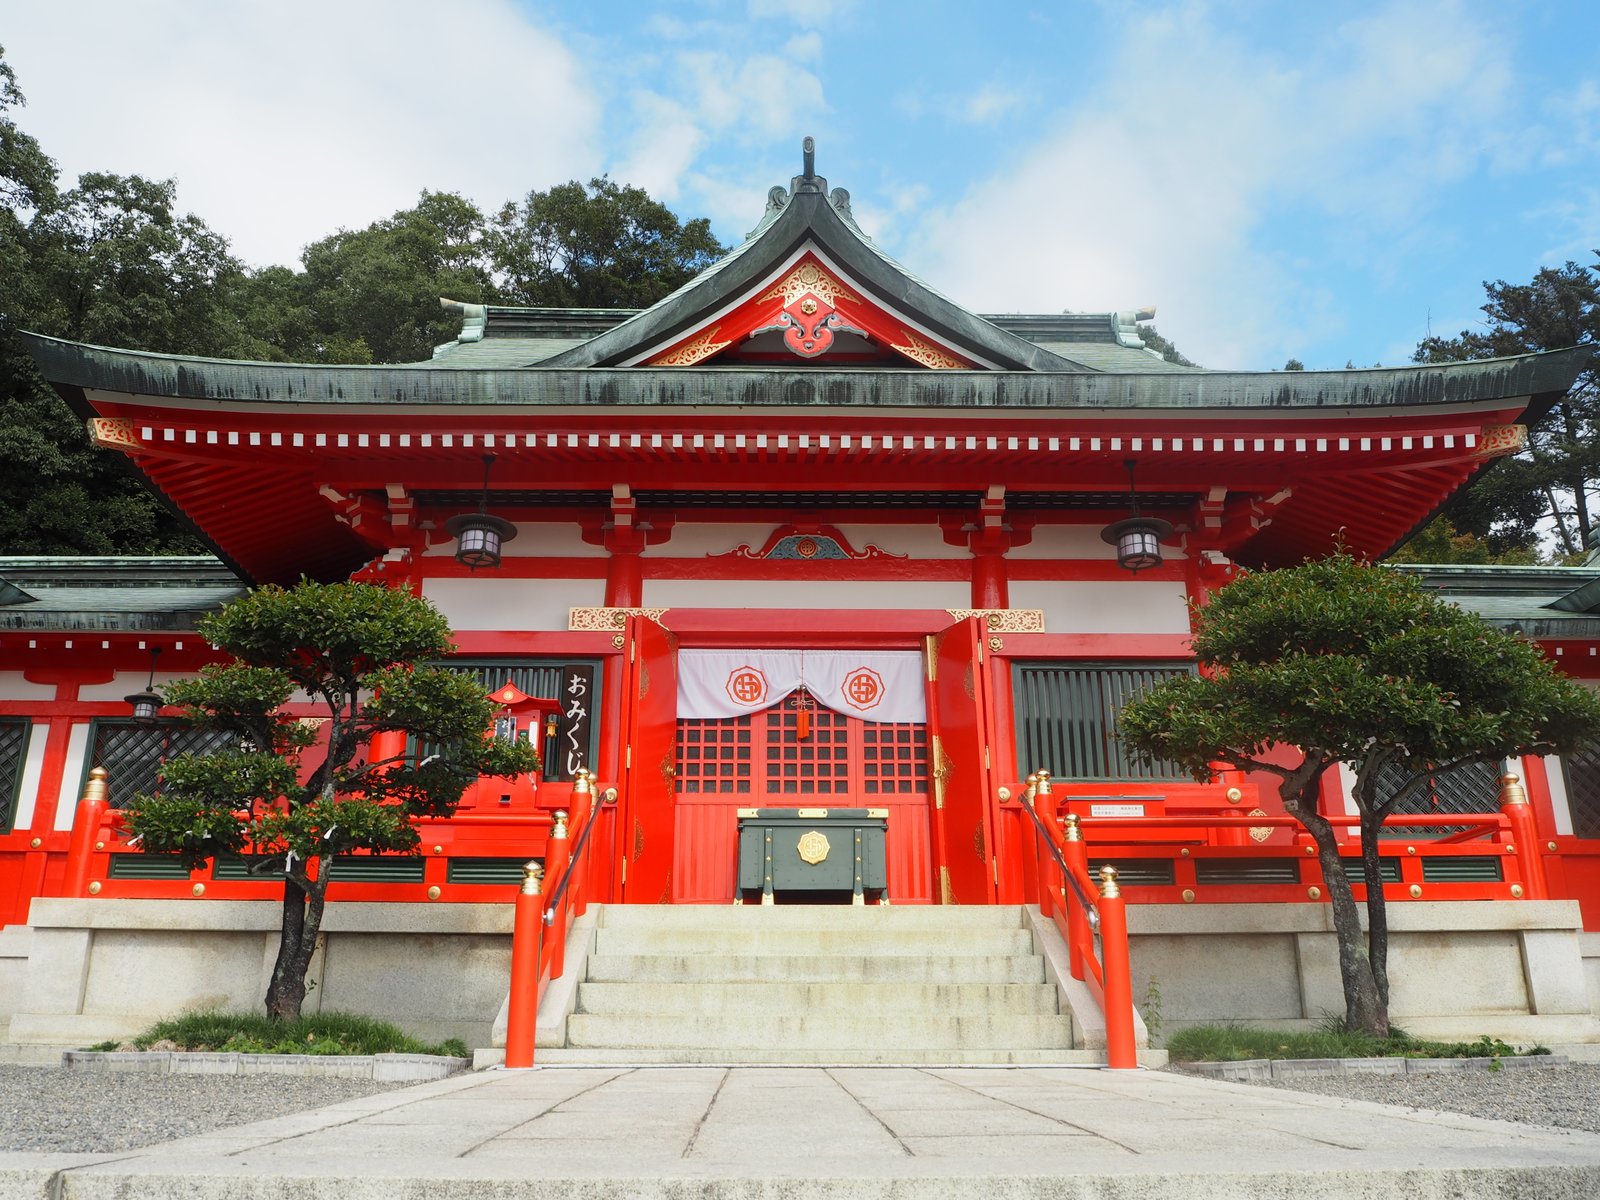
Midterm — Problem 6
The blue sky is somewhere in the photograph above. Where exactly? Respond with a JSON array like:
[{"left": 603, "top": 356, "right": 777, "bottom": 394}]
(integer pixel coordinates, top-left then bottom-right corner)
[{"left": 5, "top": 1, "right": 1599, "bottom": 370}]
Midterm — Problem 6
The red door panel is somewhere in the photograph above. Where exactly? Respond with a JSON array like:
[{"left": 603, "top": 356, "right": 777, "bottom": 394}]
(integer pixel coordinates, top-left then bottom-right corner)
[
  {"left": 927, "top": 617, "right": 997, "bottom": 904},
  {"left": 621, "top": 616, "right": 678, "bottom": 902}
]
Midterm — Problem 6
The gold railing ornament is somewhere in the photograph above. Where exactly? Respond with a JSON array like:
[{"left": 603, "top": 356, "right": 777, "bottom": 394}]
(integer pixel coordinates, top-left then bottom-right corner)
[
  {"left": 519, "top": 861, "right": 544, "bottom": 897},
  {"left": 1061, "top": 813, "right": 1083, "bottom": 843},
  {"left": 1098, "top": 864, "right": 1121, "bottom": 899},
  {"left": 1500, "top": 773, "right": 1529, "bottom": 806},
  {"left": 550, "top": 810, "right": 569, "bottom": 840},
  {"left": 83, "top": 766, "right": 110, "bottom": 805}
]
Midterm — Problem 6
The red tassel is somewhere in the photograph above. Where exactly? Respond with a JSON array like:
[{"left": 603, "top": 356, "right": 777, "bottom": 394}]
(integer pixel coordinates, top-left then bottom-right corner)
[{"left": 797, "top": 707, "right": 811, "bottom": 740}]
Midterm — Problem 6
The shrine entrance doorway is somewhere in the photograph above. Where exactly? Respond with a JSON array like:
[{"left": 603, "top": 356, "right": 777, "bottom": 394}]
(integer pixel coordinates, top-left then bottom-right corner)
[{"left": 670, "top": 687, "right": 936, "bottom": 902}]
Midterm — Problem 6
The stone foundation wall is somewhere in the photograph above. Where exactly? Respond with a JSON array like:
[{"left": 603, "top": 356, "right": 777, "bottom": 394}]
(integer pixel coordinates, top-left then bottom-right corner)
[
  {"left": 4, "top": 899, "right": 513, "bottom": 1047},
  {"left": 1129, "top": 901, "right": 1600, "bottom": 1045}
]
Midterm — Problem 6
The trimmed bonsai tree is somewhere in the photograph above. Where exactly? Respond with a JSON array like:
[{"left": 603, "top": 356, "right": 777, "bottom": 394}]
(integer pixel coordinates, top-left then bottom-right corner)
[
  {"left": 1119, "top": 551, "right": 1600, "bottom": 1036},
  {"left": 122, "top": 581, "right": 540, "bottom": 1020}
]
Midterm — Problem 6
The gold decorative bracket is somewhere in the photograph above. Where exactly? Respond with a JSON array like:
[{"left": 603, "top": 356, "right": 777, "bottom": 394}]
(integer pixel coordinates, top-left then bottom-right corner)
[
  {"left": 944, "top": 609, "right": 1045, "bottom": 633},
  {"left": 568, "top": 607, "right": 670, "bottom": 631}
]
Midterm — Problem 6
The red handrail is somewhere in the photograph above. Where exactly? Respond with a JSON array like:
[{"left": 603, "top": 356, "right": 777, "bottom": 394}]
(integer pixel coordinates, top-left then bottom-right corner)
[
  {"left": 503, "top": 769, "right": 616, "bottom": 1069},
  {"left": 1018, "top": 771, "right": 1139, "bottom": 1070}
]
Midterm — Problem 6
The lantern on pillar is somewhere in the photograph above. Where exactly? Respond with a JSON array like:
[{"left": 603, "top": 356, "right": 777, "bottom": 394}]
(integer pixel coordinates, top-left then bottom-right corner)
[
  {"left": 445, "top": 453, "right": 518, "bottom": 570},
  {"left": 1100, "top": 459, "right": 1173, "bottom": 573}
]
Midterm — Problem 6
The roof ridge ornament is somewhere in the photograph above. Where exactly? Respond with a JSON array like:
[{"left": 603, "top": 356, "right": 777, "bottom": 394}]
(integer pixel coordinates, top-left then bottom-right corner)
[{"left": 793, "top": 135, "right": 826, "bottom": 194}]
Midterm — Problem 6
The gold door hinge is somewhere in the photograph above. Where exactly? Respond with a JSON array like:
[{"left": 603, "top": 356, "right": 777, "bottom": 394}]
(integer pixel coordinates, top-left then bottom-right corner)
[
  {"left": 625, "top": 744, "right": 632, "bottom": 769},
  {"left": 992, "top": 857, "right": 999, "bottom": 886},
  {"left": 984, "top": 746, "right": 991, "bottom": 770},
  {"left": 621, "top": 856, "right": 627, "bottom": 884}
]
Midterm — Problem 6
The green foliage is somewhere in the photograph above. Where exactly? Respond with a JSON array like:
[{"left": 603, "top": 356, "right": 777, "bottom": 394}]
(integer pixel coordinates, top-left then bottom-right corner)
[
  {"left": 120, "top": 581, "right": 539, "bottom": 1019},
  {"left": 1121, "top": 551, "right": 1600, "bottom": 783},
  {"left": 490, "top": 176, "right": 727, "bottom": 309},
  {"left": 1388, "top": 517, "right": 1544, "bottom": 565},
  {"left": 1414, "top": 259, "right": 1599, "bottom": 556},
  {"left": 0, "top": 47, "right": 726, "bottom": 552},
  {"left": 119, "top": 1010, "right": 467, "bottom": 1057},
  {"left": 1136, "top": 324, "right": 1198, "bottom": 367},
  {"left": 1166, "top": 1023, "right": 1538, "bottom": 1063},
  {"left": 1121, "top": 550, "right": 1600, "bottom": 1036},
  {"left": 1282, "top": 358, "right": 1305, "bottom": 371}
]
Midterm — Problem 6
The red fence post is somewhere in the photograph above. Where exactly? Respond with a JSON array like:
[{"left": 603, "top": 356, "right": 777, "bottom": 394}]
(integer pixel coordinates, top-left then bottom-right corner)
[
  {"left": 503, "top": 861, "right": 544, "bottom": 1069},
  {"left": 569, "top": 770, "right": 595, "bottom": 917},
  {"left": 1499, "top": 773, "right": 1548, "bottom": 901},
  {"left": 1018, "top": 773, "right": 1040, "bottom": 912},
  {"left": 543, "top": 811, "right": 571, "bottom": 981},
  {"left": 1097, "top": 865, "right": 1139, "bottom": 1070},
  {"left": 1059, "top": 812, "right": 1090, "bottom": 980},
  {"left": 64, "top": 767, "right": 110, "bottom": 898}
]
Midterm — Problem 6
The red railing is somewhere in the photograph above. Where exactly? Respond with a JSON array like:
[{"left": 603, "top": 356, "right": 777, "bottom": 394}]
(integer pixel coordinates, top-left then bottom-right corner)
[
  {"left": 504, "top": 769, "right": 616, "bottom": 1069},
  {"left": 1017, "top": 771, "right": 1139, "bottom": 1070},
  {"left": 1058, "top": 771, "right": 1547, "bottom": 906}
]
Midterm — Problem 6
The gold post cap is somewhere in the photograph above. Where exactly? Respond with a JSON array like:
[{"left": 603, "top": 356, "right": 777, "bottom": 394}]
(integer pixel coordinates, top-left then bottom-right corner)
[
  {"left": 1036, "top": 770, "right": 1052, "bottom": 795},
  {"left": 82, "top": 767, "right": 110, "bottom": 805},
  {"left": 551, "top": 810, "right": 569, "bottom": 839},
  {"left": 573, "top": 768, "right": 593, "bottom": 795},
  {"left": 1061, "top": 813, "right": 1082, "bottom": 842},
  {"left": 520, "top": 861, "right": 544, "bottom": 895},
  {"left": 1098, "top": 864, "right": 1121, "bottom": 898},
  {"left": 1500, "top": 773, "right": 1529, "bottom": 806}
]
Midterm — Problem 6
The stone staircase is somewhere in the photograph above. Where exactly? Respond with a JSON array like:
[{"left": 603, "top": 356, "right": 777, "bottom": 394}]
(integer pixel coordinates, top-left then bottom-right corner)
[{"left": 528, "top": 904, "right": 1104, "bottom": 1065}]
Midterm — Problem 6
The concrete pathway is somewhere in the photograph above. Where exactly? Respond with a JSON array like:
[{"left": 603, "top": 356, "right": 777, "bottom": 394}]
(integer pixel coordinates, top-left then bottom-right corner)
[{"left": 4, "top": 1065, "right": 1600, "bottom": 1198}]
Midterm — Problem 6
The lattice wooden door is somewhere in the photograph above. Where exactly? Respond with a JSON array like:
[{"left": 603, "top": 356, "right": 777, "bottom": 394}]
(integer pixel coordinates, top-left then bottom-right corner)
[{"left": 672, "top": 689, "right": 934, "bottom": 901}]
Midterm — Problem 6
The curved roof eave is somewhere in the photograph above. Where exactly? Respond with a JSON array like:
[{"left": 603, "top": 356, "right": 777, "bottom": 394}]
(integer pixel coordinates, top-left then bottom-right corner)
[{"left": 21, "top": 332, "right": 1591, "bottom": 417}]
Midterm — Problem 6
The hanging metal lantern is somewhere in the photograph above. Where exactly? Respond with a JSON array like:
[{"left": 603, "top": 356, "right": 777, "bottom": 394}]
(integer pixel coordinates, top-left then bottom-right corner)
[
  {"left": 1100, "top": 460, "right": 1173, "bottom": 573},
  {"left": 446, "top": 453, "right": 518, "bottom": 570},
  {"left": 125, "top": 646, "right": 163, "bottom": 723}
]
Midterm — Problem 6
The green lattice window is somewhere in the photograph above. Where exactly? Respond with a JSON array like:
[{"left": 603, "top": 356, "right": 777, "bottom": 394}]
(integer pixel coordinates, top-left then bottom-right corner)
[
  {"left": 1372, "top": 758, "right": 1503, "bottom": 838},
  {"left": 1562, "top": 745, "right": 1600, "bottom": 840},
  {"left": 1012, "top": 663, "right": 1194, "bottom": 781},
  {"left": 85, "top": 720, "right": 238, "bottom": 809},
  {"left": 0, "top": 720, "right": 31, "bottom": 833}
]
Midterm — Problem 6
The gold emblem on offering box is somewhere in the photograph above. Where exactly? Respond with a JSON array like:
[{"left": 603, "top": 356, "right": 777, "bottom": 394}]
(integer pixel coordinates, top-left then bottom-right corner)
[{"left": 797, "top": 831, "right": 830, "bottom": 865}]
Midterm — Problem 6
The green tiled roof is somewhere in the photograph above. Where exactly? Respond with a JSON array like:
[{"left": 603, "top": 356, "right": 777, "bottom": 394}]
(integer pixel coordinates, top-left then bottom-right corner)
[{"left": 0, "top": 557, "right": 244, "bottom": 632}]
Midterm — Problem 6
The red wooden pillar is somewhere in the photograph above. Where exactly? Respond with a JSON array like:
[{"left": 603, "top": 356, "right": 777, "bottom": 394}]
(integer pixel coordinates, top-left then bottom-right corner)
[
  {"left": 504, "top": 861, "right": 544, "bottom": 1069},
  {"left": 63, "top": 767, "right": 110, "bottom": 898}
]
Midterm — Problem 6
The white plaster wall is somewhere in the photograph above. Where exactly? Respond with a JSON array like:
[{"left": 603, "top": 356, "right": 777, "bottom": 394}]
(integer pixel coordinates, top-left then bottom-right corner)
[
  {"left": 77, "top": 670, "right": 189, "bottom": 703},
  {"left": 0, "top": 672, "right": 54, "bottom": 701},
  {"left": 11, "top": 721, "right": 49, "bottom": 830},
  {"left": 1009, "top": 580, "right": 1191, "bottom": 634},
  {"left": 53, "top": 723, "right": 90, "bottom": 832},
  {"left": 1008, "top": 525, "right": 1120, "bottom": 560},
  {"left": 422, "top": 577, "right": 603, "bottom": 632},
  {"left": 419, "top": 521, "right": 608, "bottom": 559},
  {"left": 644, "top": 579, "right": 970, "bottom": 611},
  {"left": 1542, "top": 755, "right": 1575, "bottom": 837}
]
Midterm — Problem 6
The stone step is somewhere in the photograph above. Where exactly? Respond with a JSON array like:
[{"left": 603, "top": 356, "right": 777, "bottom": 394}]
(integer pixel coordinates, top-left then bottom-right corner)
[
  {"left": 597, "top": 904, "right": 1027, "bottom": 932},
  {"left": 575, "top": 981, "right": 1059, "bottom": 1016},
  {"left": 565, "top": 1012, "right": 1074, "bottom": 1051},
  {"left": 592, "top": 927, "right": 1036, "bottom": 957},
  {"left": 584, "top": 953, "right": 1047, "bottom": 985},
  {"left": 524, "top": 1046, "right": 1102, "bottom": 1065}
]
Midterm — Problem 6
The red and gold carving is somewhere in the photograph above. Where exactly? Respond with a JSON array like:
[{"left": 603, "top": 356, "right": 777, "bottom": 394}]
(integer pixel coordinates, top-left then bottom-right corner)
[
  {"left": 891, "top": 330, "right": 970, "bottom": 370},
  {"left": 86, "top": 417, "right": 140, "bottom": 451},
  {"left": 647, "top": 326, "right": 732, "bottom": 367},
  {"left": 760, "top": 261, "right": 859, "bottom": 309},
  {"left": 1476, "top": 424, "right": 1527, "bottom": 459}
]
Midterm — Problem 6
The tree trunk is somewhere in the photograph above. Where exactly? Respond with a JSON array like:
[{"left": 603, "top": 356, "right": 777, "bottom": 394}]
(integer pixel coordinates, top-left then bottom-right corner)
[
  {"left": 1299, "top": 806, "right": 1388, "bottom": 1036},
  {"left": 1359, "top": 811, "right": 1391, "bottom": 1009},
  {"left": 264, "top": 869, "right": 328, "bottom": 1021}
]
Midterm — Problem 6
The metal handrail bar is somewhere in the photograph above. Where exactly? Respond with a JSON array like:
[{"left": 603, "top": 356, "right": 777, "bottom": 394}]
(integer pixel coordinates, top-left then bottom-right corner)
[
  {"left": 1017, "top": 792, "right": 1100, "bottom": 930},
  {"left": 541, "top": 790, "right": 611, "bottom": 923}
]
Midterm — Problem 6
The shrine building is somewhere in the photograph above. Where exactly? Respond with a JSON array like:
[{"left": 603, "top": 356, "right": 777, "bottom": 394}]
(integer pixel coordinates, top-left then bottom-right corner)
[{"left": 4, "top": 145, "right": 1600, "bottom": 1052}]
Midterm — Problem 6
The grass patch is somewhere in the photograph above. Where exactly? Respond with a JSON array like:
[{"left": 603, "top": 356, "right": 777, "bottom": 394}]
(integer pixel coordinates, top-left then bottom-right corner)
[
  {"left": 1167, "top": 1024, "right": 1546, "bottom": 1063},
  {"left": 91, "top": 1011, "right": 467, "bottom": 1057}
]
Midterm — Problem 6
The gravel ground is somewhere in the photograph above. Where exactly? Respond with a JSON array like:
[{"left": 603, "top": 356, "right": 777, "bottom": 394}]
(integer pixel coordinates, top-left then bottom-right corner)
[
  {"left": 1170, "top": 1061, "right": 1600, "bottom": 1134},
  {"left": 0, "top": 1065, "right": 406, "bottom": 1153}
]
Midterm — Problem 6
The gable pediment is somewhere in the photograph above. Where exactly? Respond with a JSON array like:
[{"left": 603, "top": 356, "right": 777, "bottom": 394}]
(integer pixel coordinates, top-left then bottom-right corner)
[{"left": 540, "top": 156, "right": 1092, "bottom": 374}]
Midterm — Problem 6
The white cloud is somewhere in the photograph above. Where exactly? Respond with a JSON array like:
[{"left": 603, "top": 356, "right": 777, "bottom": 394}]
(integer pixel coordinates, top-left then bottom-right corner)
[
  {"left": 962, "top": 85, "right": 1025, "bottom": 125},
  {"left": 746, "top": 0, "right": 855, "bottom": 29},
  {"left": 904, "top": 1, "right": 1526, "bottom": 368},
  {"left": 3, "top": 0, "right": 599, "bottom": 268}
]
